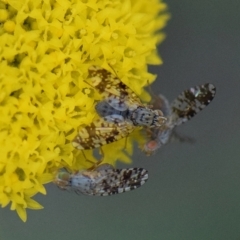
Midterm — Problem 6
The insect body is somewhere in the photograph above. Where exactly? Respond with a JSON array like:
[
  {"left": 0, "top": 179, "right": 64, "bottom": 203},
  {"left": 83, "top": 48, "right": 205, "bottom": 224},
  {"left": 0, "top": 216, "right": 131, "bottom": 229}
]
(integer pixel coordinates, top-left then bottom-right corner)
[
  {"left": 54, "top": 164, "right": 148, "bottom": 196},
  {"left": 143, "top": 83, "right": 216, "bottom": 155},
  {"left": 72, "top": 66, "right": 166, "bottom": 150},
  {"left": 95, "top": 100, "right": 165, "bottom": 128}
]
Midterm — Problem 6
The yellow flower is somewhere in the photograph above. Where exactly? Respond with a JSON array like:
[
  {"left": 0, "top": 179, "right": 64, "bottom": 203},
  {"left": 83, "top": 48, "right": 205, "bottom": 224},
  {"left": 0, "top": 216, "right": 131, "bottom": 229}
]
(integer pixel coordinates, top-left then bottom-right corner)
[{"left": 0, "top": 0, "right": 169, "bottom": 221}]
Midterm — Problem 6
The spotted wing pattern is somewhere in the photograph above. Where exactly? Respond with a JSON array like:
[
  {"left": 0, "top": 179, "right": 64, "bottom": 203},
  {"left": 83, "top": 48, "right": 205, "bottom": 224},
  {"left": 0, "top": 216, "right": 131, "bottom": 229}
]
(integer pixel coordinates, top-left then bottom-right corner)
[
  {"left": 171, "top": 83, "right": 216, "bottom": 126},
  {"left": 73, "top": 66, "right": 166, "bottom": 150},
  {"left": 72, "top": 117, "right": 134, "bottom": 150},
  {"left": 142, "top": 83, "right": 216, "bottom": 155},
  {"left": 87, "top": 65, "right": 142, "bottom": 111},
  {"left": 88, "top": 66, "right": 166, "bottom": 128},
  {"left": 54, "top": 164, "right": 148, "bottom": 196}
]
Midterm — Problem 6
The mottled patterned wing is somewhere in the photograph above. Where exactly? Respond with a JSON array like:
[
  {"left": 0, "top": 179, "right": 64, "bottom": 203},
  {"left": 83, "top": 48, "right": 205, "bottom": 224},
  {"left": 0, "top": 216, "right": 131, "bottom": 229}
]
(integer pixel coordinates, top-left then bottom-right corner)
[
  {"left": 87, "top": 65, "right": 142, "bottom": 111},
  {"left": 88, "top": 65, "right": 166, "bottom": 128},
  {"left": 142, "top": 83, "right": 216, "bottom": 155},
  {"left": 72, "top": 117, "right": 134, "bottom": 150},
  {"left": 171, "top": 83, "right": 216, "bottom": 126},
  {"left": 83, "top": 167, "right": 149, "bottom": 196},
  {"left": 55, "top": 166, "right": 148, "bottom": 196}
]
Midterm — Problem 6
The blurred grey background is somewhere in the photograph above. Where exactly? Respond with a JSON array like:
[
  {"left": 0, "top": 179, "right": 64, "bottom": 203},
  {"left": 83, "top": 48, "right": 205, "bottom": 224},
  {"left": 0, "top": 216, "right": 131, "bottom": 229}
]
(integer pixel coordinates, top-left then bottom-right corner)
[{"left": 1, "top": 0, "right": 240, "bottom": 239}]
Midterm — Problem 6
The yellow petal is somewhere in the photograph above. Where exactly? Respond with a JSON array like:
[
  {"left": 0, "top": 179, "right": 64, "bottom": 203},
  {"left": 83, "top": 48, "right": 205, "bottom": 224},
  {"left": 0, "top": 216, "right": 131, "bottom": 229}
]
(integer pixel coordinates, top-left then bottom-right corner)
[
  {"left": 25, "top": 198, "right": 44, "bottom": 210},
  {"left": 0, "top": 0, "right": 169, "bottom": 221},
  {"left": 16, "top": 204, "right": 27, "bottom": 222},
  {"left": 38, "top": 173, "right": 55, "bottom": 184}
]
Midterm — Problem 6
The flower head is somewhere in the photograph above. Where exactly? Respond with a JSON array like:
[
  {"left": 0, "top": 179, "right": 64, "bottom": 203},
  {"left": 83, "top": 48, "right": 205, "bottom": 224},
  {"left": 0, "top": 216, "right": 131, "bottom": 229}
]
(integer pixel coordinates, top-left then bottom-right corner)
[{"left": 0, "top": 0, "right": 169, "bottom": 221}]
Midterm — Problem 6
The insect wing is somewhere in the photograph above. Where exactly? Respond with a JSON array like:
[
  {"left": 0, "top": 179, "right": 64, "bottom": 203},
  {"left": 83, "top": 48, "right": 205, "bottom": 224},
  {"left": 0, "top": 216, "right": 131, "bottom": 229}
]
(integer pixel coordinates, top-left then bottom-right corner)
[
  {"left": 71, "top": 167, "right": 149, "bottom": 196},
  {"left": 72, "top": 118, "right": 134, "bottom": 150},
  {"left": 55, "top": 165, "right": 148, "bottom": 196},
  {"left": 170, "top": 83, "right": 216, "bottom": 126},
  {"left": 151, "top": 94, "right": 171, "bottom": 117},
  {"left": 87, "top": 65, "right": 142, "bottom": 111},
  {"left": 95, "top": 168, "right": 149, "bottom": 196},
  {"left": 142, "top": 84, "right": 215, "bottom": 155}
]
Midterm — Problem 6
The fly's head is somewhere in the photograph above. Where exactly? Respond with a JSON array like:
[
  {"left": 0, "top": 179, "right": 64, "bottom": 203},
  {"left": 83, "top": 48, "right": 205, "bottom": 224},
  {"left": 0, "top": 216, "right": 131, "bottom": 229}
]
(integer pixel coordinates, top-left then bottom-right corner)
[{"left": 54, "top": 171, "right": 71, "bottom": 190}]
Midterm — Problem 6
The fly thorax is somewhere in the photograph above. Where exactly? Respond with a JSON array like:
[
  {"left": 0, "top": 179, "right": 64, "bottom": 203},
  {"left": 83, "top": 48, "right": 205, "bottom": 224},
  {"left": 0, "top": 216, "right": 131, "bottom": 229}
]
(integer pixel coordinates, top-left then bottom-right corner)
[{"left": 130, "top": 107, "right": 166, "bottom": 127}]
